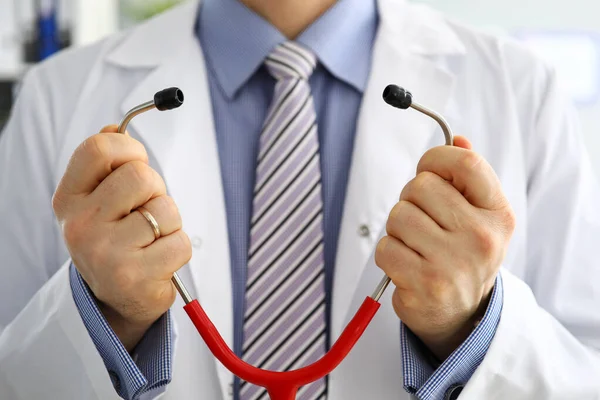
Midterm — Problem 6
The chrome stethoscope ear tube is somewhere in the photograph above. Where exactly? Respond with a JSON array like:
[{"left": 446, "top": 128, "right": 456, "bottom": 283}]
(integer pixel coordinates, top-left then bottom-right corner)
[
  {"left": 117, "top": 87, "right": 193, "bottom": 304},
  {"left": 382, "top": 84, "right": 454, "bottom": 146},
  {"left": 118, "top": 87, "right": 184, "bottom": 133},
  {"left": 116, "top": 85, "right": 455, "bottom": 305},
  {"left": 371, "top": 84, "right": 455, "bottom": 301}
]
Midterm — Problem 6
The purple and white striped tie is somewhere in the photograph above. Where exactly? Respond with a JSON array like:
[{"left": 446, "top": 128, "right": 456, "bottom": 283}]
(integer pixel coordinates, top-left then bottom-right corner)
[{"left": 240, "top": 42, "right": 327, "bottom": 400}]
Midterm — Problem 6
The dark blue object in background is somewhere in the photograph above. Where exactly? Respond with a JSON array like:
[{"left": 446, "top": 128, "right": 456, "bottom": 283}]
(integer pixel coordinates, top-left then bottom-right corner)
[{"left": 38, "top": 0, "right": 60, "bottom": 60}]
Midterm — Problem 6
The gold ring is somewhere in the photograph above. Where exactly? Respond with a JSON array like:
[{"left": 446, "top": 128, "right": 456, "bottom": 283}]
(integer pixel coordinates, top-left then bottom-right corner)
[{"left": 137, "top": 207, "right": 161, "bottom": 240}]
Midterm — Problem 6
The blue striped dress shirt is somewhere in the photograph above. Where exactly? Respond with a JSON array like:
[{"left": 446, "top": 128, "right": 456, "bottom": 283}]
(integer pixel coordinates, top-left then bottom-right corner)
[{"left": 70, "top": 0, "right": 504, "bottom": 399}]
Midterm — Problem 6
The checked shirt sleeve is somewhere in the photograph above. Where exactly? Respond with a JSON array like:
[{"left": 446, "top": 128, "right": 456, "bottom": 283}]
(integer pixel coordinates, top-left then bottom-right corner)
[
  {"left": 401, "top": 274, "right": 504, "bottom": 400},
  {"left": 69, "top": 264, "right": 173, "bottom": 400}
]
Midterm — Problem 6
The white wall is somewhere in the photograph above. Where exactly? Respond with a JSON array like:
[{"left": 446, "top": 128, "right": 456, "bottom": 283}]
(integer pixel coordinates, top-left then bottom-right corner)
[
  {"left": 412, "top": 0, "right": 600, "bottom": 29},
  {"left": 0, "top": 0, "right": 23, "bottom": 79},
  {"left": 71, "top": 0, "right": 119, "bottom": 46},
  {"left": 411, "top": 0, "right": 600, "bottom": 178}
]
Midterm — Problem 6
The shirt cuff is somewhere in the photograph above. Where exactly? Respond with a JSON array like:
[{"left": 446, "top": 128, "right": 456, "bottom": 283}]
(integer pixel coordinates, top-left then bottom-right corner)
[
  {"left": 69, "top": 264, "right": 173, "bottom": 400},
  {"left": 401, "top": 273, "right": 504, "bottom": 400}
]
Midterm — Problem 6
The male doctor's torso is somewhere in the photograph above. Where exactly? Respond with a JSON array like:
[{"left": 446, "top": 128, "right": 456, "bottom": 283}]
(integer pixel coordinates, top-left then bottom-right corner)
[{"left": 1, "top": 0, "right": 600, "bottom": 399}]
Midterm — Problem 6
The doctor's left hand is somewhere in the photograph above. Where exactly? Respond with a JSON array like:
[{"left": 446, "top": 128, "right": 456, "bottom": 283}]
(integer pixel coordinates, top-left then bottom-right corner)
[{"left": 375, "top": 136, "right": 515, "bottom": 361}]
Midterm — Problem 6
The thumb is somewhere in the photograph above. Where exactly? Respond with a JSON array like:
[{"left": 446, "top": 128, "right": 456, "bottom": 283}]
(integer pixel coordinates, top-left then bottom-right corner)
[
  {"left": 100, "top": 124, "right": 119, "bottom": 133},
  {"left": 453, "top": 135, "right": 472, "bottom": 150}
]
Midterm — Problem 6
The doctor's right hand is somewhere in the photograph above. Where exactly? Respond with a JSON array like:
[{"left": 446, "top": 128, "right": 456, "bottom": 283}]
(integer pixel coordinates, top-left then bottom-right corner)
[{"left": 52, "top": 125, "right": 192, "bottom": 351}]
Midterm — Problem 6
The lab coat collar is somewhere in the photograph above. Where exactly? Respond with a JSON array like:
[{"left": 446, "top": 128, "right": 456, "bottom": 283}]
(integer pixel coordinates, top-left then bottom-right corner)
[
  {"left": 106, "top": 0, "right": 202, "bottom": 69},
  {"left": 331, "top": 0, "right": 465, "bottom": 337},
  {"left": 105, "top": 0, "right": 466, "bottom": 70},
  {"left": 376, "top": 0, "right": 466, "bottom": 56}
]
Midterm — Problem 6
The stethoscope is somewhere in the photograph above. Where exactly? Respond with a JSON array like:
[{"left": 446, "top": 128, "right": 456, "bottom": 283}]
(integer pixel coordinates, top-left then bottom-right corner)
[{"left": 117, "top": 84, "right": 454, "bottom": 400}]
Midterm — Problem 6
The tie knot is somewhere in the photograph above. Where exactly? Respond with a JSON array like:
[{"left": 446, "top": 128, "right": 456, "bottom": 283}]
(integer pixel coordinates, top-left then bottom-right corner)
[{"left": 265, "top": 42, "right": 317, "bottom": 81}]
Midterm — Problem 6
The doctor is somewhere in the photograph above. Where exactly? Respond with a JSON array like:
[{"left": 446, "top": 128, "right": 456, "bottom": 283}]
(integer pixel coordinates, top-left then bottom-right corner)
[{"left": 1, "top": 0, "right": 600, "bottom": 399}]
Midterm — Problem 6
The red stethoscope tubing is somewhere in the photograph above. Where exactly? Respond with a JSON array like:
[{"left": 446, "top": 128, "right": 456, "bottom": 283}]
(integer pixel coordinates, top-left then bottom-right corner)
[{"left": 183, "top": 297, "right": 380, "bottom": 400}]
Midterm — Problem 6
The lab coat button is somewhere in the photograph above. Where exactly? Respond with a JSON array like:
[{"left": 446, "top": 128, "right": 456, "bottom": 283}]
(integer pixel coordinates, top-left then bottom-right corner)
[
  {"left": 192, "top": 236, "right": 202, "bottom": 249},
  {"left": 445, "top": 384, "right": 464, "bottom": 400},
  {"left": 358, "top": 224, "right": 371, "bottom": 238}
]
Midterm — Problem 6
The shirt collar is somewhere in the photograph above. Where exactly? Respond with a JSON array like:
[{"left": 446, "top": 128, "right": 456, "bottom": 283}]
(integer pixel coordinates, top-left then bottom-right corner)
[{"left": 197, "top": 0, "right": 378, "bottom": 99}]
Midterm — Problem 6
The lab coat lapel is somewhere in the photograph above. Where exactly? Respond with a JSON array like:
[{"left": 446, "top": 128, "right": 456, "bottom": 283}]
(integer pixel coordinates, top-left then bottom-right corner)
[
  {"left": 332, "top": 0, "right": 465, "bottom": 338},
  {"left": 107, "top": 1, "right": 234, "bottom": 396}
]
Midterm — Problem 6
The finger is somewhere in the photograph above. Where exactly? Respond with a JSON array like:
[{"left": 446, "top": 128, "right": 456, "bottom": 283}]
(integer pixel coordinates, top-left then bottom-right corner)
[
  {"left": 57, "top": 132, "right": 148, "bottom": 196},
  {"left": 100, "top": 124, "right": 132, "bottom": 137},
  {"left": 453, "top": 135, "right": 472, "bottom": 150},
  {"left": 400, "top": 171, "right": 471, "bottom": 231},
  {"left": 386, "top": 200, "right": 444, "bottom": 259},
  {"left": 416, "top": 145, "right": 504, "bottom": 210},
  {"left": 91, "top": 160, "right": 166, "bottom": 221},
  {"left": 141, "top": 230, "right": 192, "bottom": 278},
  {"left": 115, "top": 195, "right": 183, "bottom": 249},
  {"left": 375, "top": 235, "right": 422, "bottom": 290}
]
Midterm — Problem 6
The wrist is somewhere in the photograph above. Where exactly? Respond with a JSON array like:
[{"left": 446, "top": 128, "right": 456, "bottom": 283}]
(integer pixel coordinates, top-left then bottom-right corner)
[
  {"left": 417, "top": 316, "right": 479, "bottom": 361},
  {"left": 98, "top": 301, "right": 155, "bottom": 352},
  {"left": 418, "top": 283, "right": 494, "bottom": 361}
]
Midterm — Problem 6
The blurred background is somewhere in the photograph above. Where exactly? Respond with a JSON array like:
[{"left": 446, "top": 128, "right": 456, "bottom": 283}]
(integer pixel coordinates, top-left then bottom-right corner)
[{"left": 1, "top": 0, "right": 599, "bottom": 175}]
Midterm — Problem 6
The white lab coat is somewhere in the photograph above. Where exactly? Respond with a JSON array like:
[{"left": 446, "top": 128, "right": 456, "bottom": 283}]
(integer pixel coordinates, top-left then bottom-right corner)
[{"left": 1, "top": 0, "right": 600, "bottom": 399}]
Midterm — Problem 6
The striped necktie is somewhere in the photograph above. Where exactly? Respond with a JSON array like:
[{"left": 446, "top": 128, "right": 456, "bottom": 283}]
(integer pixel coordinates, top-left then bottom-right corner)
[{"left": 240, "top": 42, "right": 327, "bottom": 400}]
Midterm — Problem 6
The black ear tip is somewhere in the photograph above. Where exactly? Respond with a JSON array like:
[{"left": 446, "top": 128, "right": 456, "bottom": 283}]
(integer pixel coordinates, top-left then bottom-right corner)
[
  {"left": 382, "top": 84, "right": 399, "bottom": 100},
  {"left": 382, "top": 84, "right": 412, "bottom": 109},
  {"left": 154, "top": 87, "right": 185, "bottom": 111}
]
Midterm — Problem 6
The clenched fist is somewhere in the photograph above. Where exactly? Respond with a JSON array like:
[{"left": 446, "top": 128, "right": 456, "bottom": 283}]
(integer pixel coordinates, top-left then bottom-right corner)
[
  {"left": 375, "top": 136, "right": 515, "bottom": 361},
  {"left": 52, "top": 125, "right": 192, "bottom": 351}
]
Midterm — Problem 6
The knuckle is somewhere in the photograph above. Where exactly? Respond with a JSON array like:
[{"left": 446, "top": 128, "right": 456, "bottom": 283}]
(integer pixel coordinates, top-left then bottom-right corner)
[
  {"left": 125, "top": 160, "right": 155, "bottom": 187},
  {"left": 127, "top": 136, "right": 150, "bottom": 164},
  {"left": 62, "top": 217, "right": 88, "bottom": 248},
  {"left": 51, "top": 191, "right": 67, "bottom": 218},
  {"left": 375, "top": 236, "right": 409, "bottom": 282},
  {"left": 391, "top": 201, "right": 426, "bottom": 233},
  {"left": 164, "top": 284, "right": 177, "bottom": 304},
  {"left": 401, "top": 172, "right": 440, "bottom": 202},
  {"left": 178, "top": 231, "right": 193, "bottom": 263},
  {"left": 375, "top": 237, "right": 389, "bottom": 267},
  {"left": 391, "top": 289, "right": 405, "bottom": 315},
  {"left": 459, "top": 151, "right": 482, "bottom": 171},
  {"left": 414, "top": 171, "right": 438, "bottom": 190},
  {"left": 405, "top": 214, "right": 425, "bottom": 233},
  {"left": 399, "top": 178, "right": 416, "bottom": 202},
  {"left": 112, "top": 265, "right": 141, "bottom": 292},
  {"left": 159, "top": 241, "right": 178, "bottom": 266},
  {"left": 86, "top": 241, "right": 109, "bottom": 268},
  {"left": 416, "top": 147, "right": 441, "bottom": 172},
  {"left": 501, "top": 206, "right": 517, "bottom": 234},
  {"left": 386, "top": 204, "right": 401, "bottom": 235},
  {"left": 424, "top": 273, "right": 449, "bottom": 300},
  {"left": 163, "top": 231, "right": 192, "bottom": 266},
  {"left": 160, "top": 195, "right": 181, "bottom": 222},
  {"left": 392, "top": 288, "right": 418, "bottom": 316},
  {"left": 472, "top": 225, "right": 498, "bottom": 258},
  {"left": 99, "top": 124, "right": 117, "bottom": 133},
  {"left": 149, "top": 283, "right": 176, "bottom": 306},
  {"left": 82, "top": 134, "right": 112, "bottom": 160}
]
